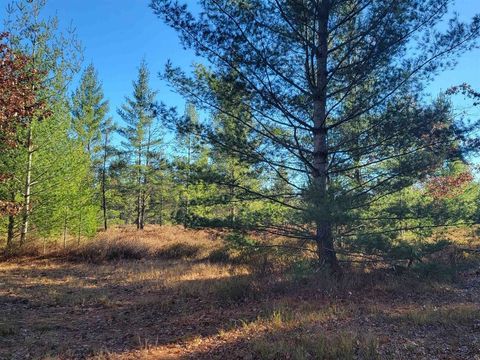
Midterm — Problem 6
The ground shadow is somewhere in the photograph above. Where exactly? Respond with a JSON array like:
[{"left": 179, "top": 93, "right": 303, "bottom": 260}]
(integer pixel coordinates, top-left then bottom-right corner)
[{"left": 0, "top": 258, "right": 476, "bottom": 359}]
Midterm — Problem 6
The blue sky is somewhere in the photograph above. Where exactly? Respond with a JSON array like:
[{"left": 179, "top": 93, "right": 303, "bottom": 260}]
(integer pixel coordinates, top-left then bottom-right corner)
[{"left": 1, "top": 0, "right": 480, "bottom": 125}]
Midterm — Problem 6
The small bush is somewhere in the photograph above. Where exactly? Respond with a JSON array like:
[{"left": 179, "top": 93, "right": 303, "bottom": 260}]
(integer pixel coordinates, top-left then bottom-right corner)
[
  {"left": 1, "top": 244, "right": 42, "bottom": 260},
  {"left": 215, "top": 276, "right": 255, "bottom": 303},
  {"left": 67, "top": 245, "right": 105, "bottom": 263},
  {"left": 104, "top": 243, "right": 146, "bottom": 261},
  {"left": 411, "top": 262, "right": 458, "bottom": 282},
  {"left": 288, "top": 259, "right": 317, "bottom": 282},
  {"left": 155, "top": 243, "right": 200, "bottom": 260},
  {"left": 207, "top": 248, "right": 231, "bottom": 263}
]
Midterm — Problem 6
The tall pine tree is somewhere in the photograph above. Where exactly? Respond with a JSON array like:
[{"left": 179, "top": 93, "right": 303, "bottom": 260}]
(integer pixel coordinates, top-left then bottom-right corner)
[
  {"left": 151, "top": 0, "right": 480, "bottom": 270},
  {"left": 118, "top": 60, "right": 160, "bottom": 230}
]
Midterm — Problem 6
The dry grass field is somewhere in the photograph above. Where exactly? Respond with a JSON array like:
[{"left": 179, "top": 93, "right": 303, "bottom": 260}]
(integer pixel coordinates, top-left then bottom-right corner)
[{"left": 1, "top": 226, "right": 480, "bottom": 359}]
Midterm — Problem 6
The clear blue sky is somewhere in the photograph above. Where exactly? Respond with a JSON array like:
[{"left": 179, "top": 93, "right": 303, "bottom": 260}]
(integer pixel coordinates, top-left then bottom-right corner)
[{"left": 1, "top": 0, "right": 480, "bottom": 125}]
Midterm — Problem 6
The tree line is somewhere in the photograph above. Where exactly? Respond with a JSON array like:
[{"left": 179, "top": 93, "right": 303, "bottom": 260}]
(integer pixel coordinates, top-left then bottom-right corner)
[{"left": 1, "top": 0, "right": 480, "bottom": 271}]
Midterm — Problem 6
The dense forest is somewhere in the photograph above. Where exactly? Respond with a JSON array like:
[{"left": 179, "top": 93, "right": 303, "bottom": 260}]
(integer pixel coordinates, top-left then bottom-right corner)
[{"left": 2, "top": 0, "right": 480, "bottom": 359}]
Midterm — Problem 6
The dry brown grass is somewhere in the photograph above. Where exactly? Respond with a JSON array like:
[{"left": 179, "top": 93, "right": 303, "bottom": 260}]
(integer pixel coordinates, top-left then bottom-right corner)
[
  {"left": 1, "top": 225, "right": 226, "bottom": 263},
  {"left": 78, "top": 225, "right": 225, "bottom": 261},
  {"left": 2, "top": 225, "right": 307, "bottom": 276},
  {"left": 1, "top": 226, "right": 480, "bottom": 359}
]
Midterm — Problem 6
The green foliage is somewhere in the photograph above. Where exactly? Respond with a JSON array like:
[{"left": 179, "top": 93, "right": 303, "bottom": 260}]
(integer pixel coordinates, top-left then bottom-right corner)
[
  {"left": 151, "top": 0, "right": 480, "bottom": 266},
  {"left": 225, "top": 232, "right": 257, "bottom": 248},
  {"left": 288, "top": 260, "right": 317, "bottom": 282},
  {"left": 0, "top": 0, "right": 99, "bottom": 248},
  {"left": 116, "top": 60, "right": 162, "bottom": 228},
  {"left": 2, "top": 0, "right": 480, "bottom": 272},
  {"left": 71, "top": 64, "right": 109, "bottom": 156},
  {"left": 411, "top": 262, "right": 459, "bottom": 282}
]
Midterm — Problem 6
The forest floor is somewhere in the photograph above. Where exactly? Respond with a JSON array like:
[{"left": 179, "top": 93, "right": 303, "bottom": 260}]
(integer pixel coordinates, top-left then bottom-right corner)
[{"left": 1, "top": 226, "right": 480, "bottom": 359}]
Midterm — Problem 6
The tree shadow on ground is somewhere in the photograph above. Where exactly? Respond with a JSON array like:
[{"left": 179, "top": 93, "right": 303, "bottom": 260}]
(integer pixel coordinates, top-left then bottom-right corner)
[{"left": 0, "top": 259, "right": 474, "bottom": 359}]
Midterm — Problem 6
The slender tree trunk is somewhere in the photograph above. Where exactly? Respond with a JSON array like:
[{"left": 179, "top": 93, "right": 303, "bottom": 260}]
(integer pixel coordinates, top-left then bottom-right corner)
[
  {"left": 63, "top": 216, "right": 67, "bottom": 249},
  {"left": 77, "top": 212, "right": 82, "bottom": 246},
  {"left": 158, "top": 173, "right": 164, "bottom": 226},
  {"left": 6, "top": 220, "right": 14, "bottom": 251},
  {"left": 7, "top": 215, "right": 15, "bottom": 249},
  {"left": 312, "top": 2, "right": 339, "bottom": 271},
  {"left": 159, "top": 189, "right": 164, "bottom": 226},
  {"left": 101, "top": 129, "right": 109, "bottom": 231},
  {"left": 229, "top": 165, "right": 236, "bottom": 226},
  {"left": 140, "top": 125, "right": 152, "bottom": 230},
  {"left": 20, "top": 126, "right": 34, "bottom": 246},
  {"left": 184, "top": 133, "right": 192, "bottom": 228},
  {"left": 6, "top": 192, "right": 15, "bottom": 249},
  {"left": 136, "top": 147, "right": 142, "bottom": 230}
]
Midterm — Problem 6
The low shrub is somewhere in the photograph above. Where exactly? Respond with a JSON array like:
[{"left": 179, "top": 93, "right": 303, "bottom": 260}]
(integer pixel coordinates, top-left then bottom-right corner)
[
  {"left": 214, "top": 276, "right": 256, "bottom": 303},
  {"left": 206, "top": 247, "right": 231, "bottom": 263},
  {"left": 155, "top": 243, "right": 200, "bottom": 259},
  {"left": 411, "top": 261, "right": 458, "bottom": 282},
  {"left": 288, "top": 259, "right": 317, "bottom": 282}
]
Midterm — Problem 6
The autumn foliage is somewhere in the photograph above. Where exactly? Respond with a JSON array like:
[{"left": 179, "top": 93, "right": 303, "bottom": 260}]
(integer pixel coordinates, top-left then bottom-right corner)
[
  {"left": 1, "top": 34, "right": 35, "bottom": 144},
  {"left": 0, "top": 32, "right": 44, "bottom": 215},
  {"left": 427, "top": 171, "right": 474, "bottom": 199}
]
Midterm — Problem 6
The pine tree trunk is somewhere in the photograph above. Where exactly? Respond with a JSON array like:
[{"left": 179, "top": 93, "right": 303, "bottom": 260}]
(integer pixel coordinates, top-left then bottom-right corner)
[
  {"left": 7, "top": 214, "right": 14, "bottom": 250},
  {"left": 77, "top": 212, "right": 82, "bottom": 246},
  {"left": 184, "top": 133, "right": 192, "bottom": 228},
  {"left": 159, "top": 190, "right": 164, "bottom": 226},
  {"left": 229, "top": 166, "right": 236, "bottom": 226},
  {"left": 6, "top": 191, "right": 15, "bottom": 249},
  {"left": 159, "top": 175, "right": 164, "bottom": 226},
  {"left": 312, "top": 2, "right": 339, "bottom": 271},
  {"left": 140, "top": 126, "right": 152, "bottom": 230},
  {"left": 101, "top": 131, "right": 108, "bottom": 231},
  {"left": 136, "top": 147, "right": 142, "bottom": 230},
  {"left": 63, "top": 216, "right": 67, "bottom": 249},
  {"left": 20, "top": 126, "right": 34, "bottom": 246}
]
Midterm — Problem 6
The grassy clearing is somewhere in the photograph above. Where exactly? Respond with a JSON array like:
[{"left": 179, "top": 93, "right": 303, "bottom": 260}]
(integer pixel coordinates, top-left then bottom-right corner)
[{"left": 1, "top": 226, "right": 480, "bottom": 359}]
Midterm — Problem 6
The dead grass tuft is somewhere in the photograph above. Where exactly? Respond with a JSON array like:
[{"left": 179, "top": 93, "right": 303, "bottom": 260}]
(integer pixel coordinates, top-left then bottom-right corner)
[{"left": 252, "top": 331, "right": 379, "bottom": 360}]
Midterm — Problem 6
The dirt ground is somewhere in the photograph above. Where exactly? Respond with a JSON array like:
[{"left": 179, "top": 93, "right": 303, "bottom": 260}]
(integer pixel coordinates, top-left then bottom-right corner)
[{"left": 1, "top": 254, "right": 479, "bottom": 360}]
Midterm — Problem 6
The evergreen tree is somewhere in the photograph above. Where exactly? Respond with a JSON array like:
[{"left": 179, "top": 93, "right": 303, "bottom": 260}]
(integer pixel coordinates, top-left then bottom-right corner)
[
  {"left": 99, "top": 118, "right": 117, "bottom": 230},
  {"left": 71, "top": 64, "right": 109, "bottom": 158},
  {"left": 200, "top": 69, "right": 265, "bottom": 227},
  {"left": 118, "top": 60, "right": 160, "bottom": 230},
  {"left": 151, "top": 0, "right": 480, "bottom": 270},
  {"left": 3, "top": 0, "right": 82, "bottom": 246},
  {"left": 71, "top": 63, "right": 112, "bottom": 230},
  {"left": 29, "top": 102, "right": 98, "bottom": 245}
]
